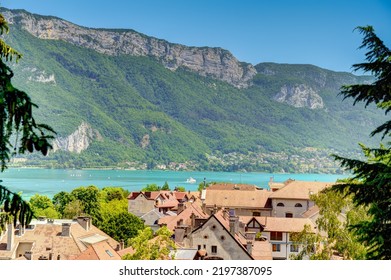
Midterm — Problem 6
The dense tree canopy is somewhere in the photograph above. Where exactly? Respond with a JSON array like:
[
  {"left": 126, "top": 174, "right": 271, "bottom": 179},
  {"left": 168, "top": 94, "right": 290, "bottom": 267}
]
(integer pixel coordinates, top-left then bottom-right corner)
[
  {"left": 123, "top": 226, "right": 175, "bottom": 260},
  {"left": 333, "top": 26, "right": 391, "bottom": 259}
]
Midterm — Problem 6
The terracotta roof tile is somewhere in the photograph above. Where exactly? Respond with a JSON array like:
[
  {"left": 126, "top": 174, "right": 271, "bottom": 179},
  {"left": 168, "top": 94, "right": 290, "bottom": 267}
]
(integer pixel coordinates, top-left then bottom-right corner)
[
  {"left": 269, "top": 180, "right": 333, "bottom": 200},
  {"left": 204, "top": 189, "right": 272, "bottom": 209}
]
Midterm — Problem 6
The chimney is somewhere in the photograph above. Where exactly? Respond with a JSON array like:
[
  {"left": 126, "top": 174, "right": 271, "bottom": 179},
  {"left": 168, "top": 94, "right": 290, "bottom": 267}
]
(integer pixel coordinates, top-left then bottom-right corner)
[
  {"left": 24, "top": 251, "right": 33, "bottom": 260},
  {"left": 6, "top": 223, "right": 14, "bottom": 251},
  {"left": 174, "top": 226, "right": 186, "bottom": 244},
  {"left": 120, "top": 240, "right": 125, "bottom": 250},
  {"left": 17, "top": 224, "right": 25, "bottom": 236},
  {"left": 61, "top": 223, "right": 71, "bottom": 237},
  {"left": 229, "top": 216, "right": 239, "bottom": 235},
  {"left": 177, "top": 203, "right": 185, "bottom": 214},
  {"left": 246, "top": 240, "right": 253, "bottom": 255},
  {"left": 77, "top": 216, "right": 91, "bottom": 231}
]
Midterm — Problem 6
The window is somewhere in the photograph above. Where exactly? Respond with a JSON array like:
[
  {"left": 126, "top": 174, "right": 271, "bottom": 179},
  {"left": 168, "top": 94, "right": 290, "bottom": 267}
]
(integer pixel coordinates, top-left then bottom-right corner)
[
  {"left": 211, "top": 246, "right": 217, "bottom": 254},
  {"left": 277, "top": 202, "right": 284, "bottom": 207},
  {"left": 270, "top": 231, "right": 283, "bottom": 241},
  {"left": 253, "top": 212, "right": 261, "bottom": 216},
  {"left": 290, "top": 244, "right": 299, "bottom": 252},
  {"left": 295, "top": 203, "right": 303, "bottom": 207},
  {"left": 272, "top": 244, "right": 281, "bottom": 252},
  {"left": 285, "top": 212, "right": 293, "bottom": 218},
  {"left": 105, "top": 250, "right": 114, "bottom": 257},
  {"left": 197, "top": 245, "right": 201, "bottom": 250}
]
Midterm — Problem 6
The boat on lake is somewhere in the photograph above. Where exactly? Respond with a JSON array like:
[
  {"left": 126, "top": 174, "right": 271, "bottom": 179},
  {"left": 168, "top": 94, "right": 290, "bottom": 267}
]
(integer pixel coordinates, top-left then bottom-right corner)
[{"left": 186, "top": 177, "right": 196, "bottom": 184}]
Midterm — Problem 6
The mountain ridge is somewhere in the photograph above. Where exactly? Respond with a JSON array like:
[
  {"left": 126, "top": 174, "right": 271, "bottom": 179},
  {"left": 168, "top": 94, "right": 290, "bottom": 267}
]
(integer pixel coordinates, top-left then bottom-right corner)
[
  {"left": 1, "top": 8, "right": 256, "bottom": 88},
  {"left": 1, "top": 7, "right": 384, "bottom": 173}
]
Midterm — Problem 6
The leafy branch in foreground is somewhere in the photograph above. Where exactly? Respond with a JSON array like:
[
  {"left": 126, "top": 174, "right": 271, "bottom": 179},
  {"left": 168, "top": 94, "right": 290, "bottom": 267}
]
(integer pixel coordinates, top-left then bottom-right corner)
[
  {"left": 0, "top": 11, "right": 56, "bottom": 232},
  {"left": 0, "top": 184, "right": 33, "bottom": 229},
  {"left": 333, "top": 26, "right": 391, "bottom": 259}
]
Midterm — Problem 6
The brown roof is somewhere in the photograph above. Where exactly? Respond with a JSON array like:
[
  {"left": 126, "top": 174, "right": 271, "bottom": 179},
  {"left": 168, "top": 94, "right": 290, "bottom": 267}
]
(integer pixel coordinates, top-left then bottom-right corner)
[
  {"left": 269, "top": 180, "right": 333, "bottom": 200},
  {"left": 117, "top": 246, "right": 135, "bottom": 258},
  {"left": 204, "top": 189, "right": 272, "bottom": 209},
  {"left": 263, "top": 217, "right": 316, "bottom": 233},
  {"left": 240, "top": 216, "right": 316, "bottom": 233},
  {"left": 158, "top": 202, "right": 208, "bottom": 231},
  {"left": 251, "top": 241, "right": 273, "bottom": 260},
  {"left": 0, "top": 218, "right": 119, "bottom": 260},
  {"left": 301, "top": 205, "right": 320, "bottom": 218},
  {"left": 72, "top": 241, "right": 121, "bottom": 260},
  {"left": 208, "top": 183, "right": 260, "bottom": 191}
]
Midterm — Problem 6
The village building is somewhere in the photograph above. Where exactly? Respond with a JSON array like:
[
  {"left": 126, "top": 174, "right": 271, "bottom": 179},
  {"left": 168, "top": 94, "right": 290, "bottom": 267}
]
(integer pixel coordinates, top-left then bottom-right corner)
[
  {"left": 241, "top": 216, "right": 316, "bottom": 260},
  {"left": 0, "top": 216, "right": 123, "bottom": 260},
  {"left": 268, "top": 180, "right": 332, "bottom": 218},
  {"left": 201, "top": 185, "right": 272, "bottom": 216},
  {"left": 127, "top": 190, "right": 198, "bottom": 217},
  {"left": 181, "top": 209, "right": 273, "bottom": 260}
]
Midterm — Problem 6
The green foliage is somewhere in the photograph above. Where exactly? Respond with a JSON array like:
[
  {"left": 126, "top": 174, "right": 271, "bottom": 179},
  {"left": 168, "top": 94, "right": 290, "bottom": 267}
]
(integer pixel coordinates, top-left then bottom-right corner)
[
  {"left": 0, "top": 184, "right": 33, "bottom": 227},
  {"left": 62, "top": 200, "right": 84, "bottom": 219},
  {"left": 123, "top": 226, "right": 175, "bottom": 260},
  {"left": 161, "top": 181, "right": 170, "bottom": 191},
  {"left": 333, "top": 26, "right": 391, "bottom": 260},
  {"left": 175, "top": 186, "right": 186, "bottom": 192},
  {"left": 312, "top": 189, "right": 368, "bottom": 259},
  {"left": 29, "top": 193, "right": 59, "bottom": 219},
  {"left": 141, "top": 184, "right": 161, "bottom": 192},
  {"left": 52, "top": 191, "right": 72, "bottom": 217},
  {"left": 289, "top": 224, "right": 332, "bottom": 260},
  {"left": 97, "top": 210, "right": 144, "bottom": 247},
  {"left": 100, "top": 186, "right": 129, "bottom": 202},
  {"left": 70, "top": 185, "right": 101, "bottom": 219},
  {"left": 49, "top": 185, "right": 144, "bottom": 246}
]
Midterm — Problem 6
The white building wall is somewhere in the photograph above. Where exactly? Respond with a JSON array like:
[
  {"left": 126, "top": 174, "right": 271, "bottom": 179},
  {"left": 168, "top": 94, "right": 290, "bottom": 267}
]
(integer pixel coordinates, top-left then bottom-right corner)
[{"left": 272, "top": 199, "right": 311, "bottom": 218}]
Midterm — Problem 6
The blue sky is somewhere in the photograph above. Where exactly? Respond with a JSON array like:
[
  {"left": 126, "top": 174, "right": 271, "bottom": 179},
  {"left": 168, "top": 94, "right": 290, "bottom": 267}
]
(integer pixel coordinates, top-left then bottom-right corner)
[{"left": 1, "top": 0, "right": 390, "bottom": 73}]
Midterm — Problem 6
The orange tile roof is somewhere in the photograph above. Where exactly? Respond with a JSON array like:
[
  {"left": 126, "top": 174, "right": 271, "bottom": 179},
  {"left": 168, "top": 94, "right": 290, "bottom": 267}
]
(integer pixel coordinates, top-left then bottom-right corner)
[
  {"left": 0, "top": 219, "right": 119, "bottom": 260},
  {"left": 158, "top": 202, "right": 208, "bottom": 231},
  {"left": 72, "top": 241, "right": 121, "bottom": 260},
  {"left": 269, "top": 180, "right": 333, "bottom": 200},
  {"left": 204, "top": 189, "right": 272, "bottom": 209},
  {"left": 263, "top": 217, "right": 316, "bottom": 233},
  {"left": 251, "top": 241, "right": 273, "bottom": 260},
  {"left": 208, "top": 183, "right": 260, "bottom": 191}
]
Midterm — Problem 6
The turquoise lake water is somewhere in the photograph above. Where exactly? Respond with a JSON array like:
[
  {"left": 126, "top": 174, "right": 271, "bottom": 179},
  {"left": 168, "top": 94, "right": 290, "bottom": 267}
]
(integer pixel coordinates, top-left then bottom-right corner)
[{"left": 0, "top": 168, "right": 348, "bottom": 199}]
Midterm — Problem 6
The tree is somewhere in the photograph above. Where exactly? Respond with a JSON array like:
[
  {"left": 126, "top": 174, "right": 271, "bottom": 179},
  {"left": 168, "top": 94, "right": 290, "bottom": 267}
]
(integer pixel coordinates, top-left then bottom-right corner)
[
  {"left": 333, "top": 26, "right": 391, "bottom": 259},
  {"left": 29, "top": 194, "right": 59, "bottom": 219},
  {"left": 161, "top": 181, "right": 170, "bottom": 191},
  {"left": 291, "top": 188, "right": 369, "bottom": 260},
  {"left": 141, "top": 184, "right": 161, "bottom": 191},
  {"left": 62, "top": 200, "right": 84, "bottom": 219},
  {"left": 52, "top": 191, "right": 73, "bottom": 217},
  {"left": 70, "top": 185, "right": 101, "bottom": 219},
  {"left": 123, "top": 226, "right": 176, "bottom": 260},
  {"left": 99, "top": 211, "right": 144, "bottom": 247},
  {"left": 0, "top": 11, "right": 55, "bottom": 230}
]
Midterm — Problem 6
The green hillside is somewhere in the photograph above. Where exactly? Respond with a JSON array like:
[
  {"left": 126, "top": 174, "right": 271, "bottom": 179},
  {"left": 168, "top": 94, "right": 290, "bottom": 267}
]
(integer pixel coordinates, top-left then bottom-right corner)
[{"left": 4, "top": 21, "right": 386, "bottom": 172}]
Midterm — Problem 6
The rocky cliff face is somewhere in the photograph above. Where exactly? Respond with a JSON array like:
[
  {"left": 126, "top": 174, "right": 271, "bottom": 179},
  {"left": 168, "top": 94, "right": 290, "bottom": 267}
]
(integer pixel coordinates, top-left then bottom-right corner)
[
  {"left": 274, "top": 84, "right": 324, "bottom": 109},
  {"left": 52, "top": 122, "right": 102, "bottom": 153},
  {"left": 2, "top": 9, "right": 256, "bottom": 88}
]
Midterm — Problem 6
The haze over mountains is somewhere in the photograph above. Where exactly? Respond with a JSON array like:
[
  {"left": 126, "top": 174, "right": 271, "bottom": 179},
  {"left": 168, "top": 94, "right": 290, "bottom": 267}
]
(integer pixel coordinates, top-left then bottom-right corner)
[{"left": 1, "top": 8, "right": 385, "bottom": 172}]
